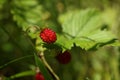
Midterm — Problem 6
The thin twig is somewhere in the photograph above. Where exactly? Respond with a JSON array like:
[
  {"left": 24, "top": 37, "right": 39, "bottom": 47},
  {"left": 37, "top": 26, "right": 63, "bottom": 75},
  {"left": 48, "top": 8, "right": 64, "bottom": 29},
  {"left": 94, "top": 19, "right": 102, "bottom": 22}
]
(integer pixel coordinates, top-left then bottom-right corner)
[
  {"left": 39, "top": 52, "right": 60, "bottom": 80},
  {"left": 0, "top": 55, "right": 33, "bottom": 69}
]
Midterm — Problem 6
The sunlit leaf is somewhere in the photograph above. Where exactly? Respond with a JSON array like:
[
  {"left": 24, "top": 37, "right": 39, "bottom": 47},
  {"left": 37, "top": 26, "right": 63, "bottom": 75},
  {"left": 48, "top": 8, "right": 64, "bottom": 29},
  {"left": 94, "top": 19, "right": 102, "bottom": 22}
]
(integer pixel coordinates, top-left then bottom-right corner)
[{"left": 58, "top": 9, "right": 118, "bottom": 50}]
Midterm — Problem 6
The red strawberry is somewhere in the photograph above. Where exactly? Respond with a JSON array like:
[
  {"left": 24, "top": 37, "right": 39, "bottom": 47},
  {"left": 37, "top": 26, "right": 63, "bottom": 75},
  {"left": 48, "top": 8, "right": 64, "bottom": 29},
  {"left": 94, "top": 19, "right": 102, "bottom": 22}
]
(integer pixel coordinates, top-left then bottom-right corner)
[
  {"left": 56, "top": 51, "right": 71, "bottom": 64},
  {"left": 35, "top": 72, "right": 45, "bottom": 80},
  {"left": 40, "top": 28, "right": 57, "bottom": 43}
]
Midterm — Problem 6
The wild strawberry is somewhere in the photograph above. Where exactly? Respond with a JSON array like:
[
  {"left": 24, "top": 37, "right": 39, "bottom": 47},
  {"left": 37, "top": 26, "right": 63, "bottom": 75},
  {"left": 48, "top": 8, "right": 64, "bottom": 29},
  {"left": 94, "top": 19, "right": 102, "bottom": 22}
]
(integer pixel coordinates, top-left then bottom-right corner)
[
  {"left": 40, "top": 28, "right": 57, "bottom": 43},
  {"left": 35, "top": 72, "right": 45, "bottom": 80},
  {"left": 55, "top": 50, "right": 71, "bottom": 64}
]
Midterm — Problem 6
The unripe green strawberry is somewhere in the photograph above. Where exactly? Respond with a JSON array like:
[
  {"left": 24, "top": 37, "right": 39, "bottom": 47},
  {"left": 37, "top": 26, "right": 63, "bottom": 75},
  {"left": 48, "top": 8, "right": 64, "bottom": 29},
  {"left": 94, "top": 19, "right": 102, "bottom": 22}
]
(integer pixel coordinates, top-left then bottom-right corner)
[
  {"left": 35, "top": 72, "right": 45, "bottom": 80},
  {"left": 40, "top": 28, "right": 57, "bottom": 43},
  {"left": 55, "top": 50, "right": 71, "bottom": 64}
]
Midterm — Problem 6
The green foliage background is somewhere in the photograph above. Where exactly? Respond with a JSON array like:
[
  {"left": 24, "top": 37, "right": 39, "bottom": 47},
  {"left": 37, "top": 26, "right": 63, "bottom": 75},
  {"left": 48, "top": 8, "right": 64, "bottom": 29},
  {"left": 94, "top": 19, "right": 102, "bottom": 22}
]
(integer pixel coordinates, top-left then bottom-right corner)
[{"left": 0, "top": 0, "right": 120, "bottom": 80}]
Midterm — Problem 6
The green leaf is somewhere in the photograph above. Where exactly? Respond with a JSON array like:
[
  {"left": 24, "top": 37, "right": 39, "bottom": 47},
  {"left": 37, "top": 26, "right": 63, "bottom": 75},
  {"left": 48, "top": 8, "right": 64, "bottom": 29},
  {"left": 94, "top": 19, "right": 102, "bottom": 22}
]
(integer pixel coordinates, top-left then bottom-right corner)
[
  {"left": 58, "top": 9, "right": 118, "bottom": 50},
  {"left": 105, "top": 40, "right": 120, "bottom": 46},
  {"left": 56, "top": 35, "right": 73, "bottom": 50},
  {"left": 10, "top": 70, "right": 35, "bottom": 79},
  {"left": 62, "top": 9, "right": 101, "bottom": 38},
  {"left": 34, "top": 53, "right": 53, "bottom": 80},
  {"left": 74, "top": 37, "right": 96, "bottom": 50},
  {"left": 11, "top": 0, "right": 44, "bottom": 31}
]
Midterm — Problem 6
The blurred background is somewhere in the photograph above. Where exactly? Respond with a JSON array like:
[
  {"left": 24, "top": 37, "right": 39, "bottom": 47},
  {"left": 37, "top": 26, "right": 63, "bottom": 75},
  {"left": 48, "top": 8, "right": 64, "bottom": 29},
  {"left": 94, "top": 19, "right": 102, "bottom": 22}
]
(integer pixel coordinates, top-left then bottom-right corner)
[{"left": 0, "top": 0, "right": 120, "bottom": 80}]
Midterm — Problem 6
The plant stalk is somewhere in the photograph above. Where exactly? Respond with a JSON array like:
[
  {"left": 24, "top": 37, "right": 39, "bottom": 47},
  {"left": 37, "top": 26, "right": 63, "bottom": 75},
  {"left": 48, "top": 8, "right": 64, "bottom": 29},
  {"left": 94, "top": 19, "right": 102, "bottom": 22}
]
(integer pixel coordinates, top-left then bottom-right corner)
[{"left": 39, "top": 52, "right": 60, "bottom": 80}]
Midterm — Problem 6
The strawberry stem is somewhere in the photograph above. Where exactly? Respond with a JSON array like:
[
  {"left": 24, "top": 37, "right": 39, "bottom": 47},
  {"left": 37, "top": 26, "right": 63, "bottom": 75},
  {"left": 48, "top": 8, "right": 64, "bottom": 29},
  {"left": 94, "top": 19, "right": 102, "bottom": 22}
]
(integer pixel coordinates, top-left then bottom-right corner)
[{"left": 39, "top": 51, "right": 60, "bottom": 80}]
